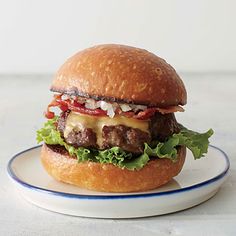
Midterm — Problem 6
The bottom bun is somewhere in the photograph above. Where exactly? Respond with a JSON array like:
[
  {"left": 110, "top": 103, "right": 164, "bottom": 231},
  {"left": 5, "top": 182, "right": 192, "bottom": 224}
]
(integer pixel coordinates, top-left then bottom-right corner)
[{"left": 41, "top": 144, "right": 186, "bottom": 193}]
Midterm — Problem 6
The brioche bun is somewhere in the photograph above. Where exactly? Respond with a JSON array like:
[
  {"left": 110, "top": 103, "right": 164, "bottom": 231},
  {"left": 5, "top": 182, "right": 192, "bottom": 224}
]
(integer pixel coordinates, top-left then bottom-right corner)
[
  {"left": 51, "top": 44, "right": 187, "bottom": 107},
  {"left": 41, "top": 144, "right": 186, "bottom": 193}
]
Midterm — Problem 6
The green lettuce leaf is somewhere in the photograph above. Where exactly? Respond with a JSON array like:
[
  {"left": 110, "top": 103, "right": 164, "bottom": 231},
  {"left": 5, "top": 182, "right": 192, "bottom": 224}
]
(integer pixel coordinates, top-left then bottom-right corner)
[
  {"left": 36, "top": 118, "right": 213, "bottom": 170},
  {"left": 37, "top": 117, "right": 95, "bottom": 162},
  {"left": 173, "top": 125, "right": 214, "bottom": 159}
]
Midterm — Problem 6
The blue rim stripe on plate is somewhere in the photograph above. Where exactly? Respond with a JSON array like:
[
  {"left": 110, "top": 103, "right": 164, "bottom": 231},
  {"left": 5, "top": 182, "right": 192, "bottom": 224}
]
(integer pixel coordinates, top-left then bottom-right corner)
[{"left": 7, "top": 145, "right": 230, "bottom": 200}]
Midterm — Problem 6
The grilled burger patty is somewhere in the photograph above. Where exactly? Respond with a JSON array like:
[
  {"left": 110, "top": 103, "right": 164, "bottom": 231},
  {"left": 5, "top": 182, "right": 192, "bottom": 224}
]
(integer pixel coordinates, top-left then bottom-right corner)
[
  {"left": 102, "top": 125, "right": 151, "bottom": 153},
  {"left": 57, "top": 111, "right": 180, "bottom": 154}
]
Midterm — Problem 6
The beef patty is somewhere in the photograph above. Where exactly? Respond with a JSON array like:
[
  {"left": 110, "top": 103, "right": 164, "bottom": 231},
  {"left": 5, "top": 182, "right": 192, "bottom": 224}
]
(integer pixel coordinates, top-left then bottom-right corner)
[
  {"left": 57, "top": 111, "right": 179, "bottom": 154},
  {"left": 102, "top": 125, "right": 151, "bottom": 153}
]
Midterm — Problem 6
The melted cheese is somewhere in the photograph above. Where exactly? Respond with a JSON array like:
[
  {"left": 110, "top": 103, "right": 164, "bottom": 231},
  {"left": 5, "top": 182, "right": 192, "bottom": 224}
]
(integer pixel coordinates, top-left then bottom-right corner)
[{"left": 64, "top": 112, "right": 150, "bottom": 147}]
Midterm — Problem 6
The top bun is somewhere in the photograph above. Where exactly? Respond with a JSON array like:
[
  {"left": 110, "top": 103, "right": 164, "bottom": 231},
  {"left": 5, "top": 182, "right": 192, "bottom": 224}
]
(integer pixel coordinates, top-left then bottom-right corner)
[{"left": 51, "top": 44, "right": 187, "bottom": 107}]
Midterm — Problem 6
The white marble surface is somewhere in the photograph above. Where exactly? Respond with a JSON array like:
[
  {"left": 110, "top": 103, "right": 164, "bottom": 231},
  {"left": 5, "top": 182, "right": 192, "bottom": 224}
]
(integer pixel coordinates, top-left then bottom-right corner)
[{"left": 0, "top": 73, "right": 235, "bottom": 236}]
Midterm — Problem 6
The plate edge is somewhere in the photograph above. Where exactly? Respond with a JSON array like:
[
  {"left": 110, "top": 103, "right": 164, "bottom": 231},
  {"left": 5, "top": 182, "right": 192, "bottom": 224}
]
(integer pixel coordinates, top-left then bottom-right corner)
[{"left": 7, "top": 144, "right": 230, "bottom": 200}]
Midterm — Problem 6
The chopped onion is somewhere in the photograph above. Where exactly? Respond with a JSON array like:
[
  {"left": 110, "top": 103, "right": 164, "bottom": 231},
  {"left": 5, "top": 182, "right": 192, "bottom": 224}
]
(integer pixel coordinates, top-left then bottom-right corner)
[
  {"left": 85, "top": 99, "right": 100, "bottom": 109},
  {"left": 99, "top": 101, "right": 116, "bottom": 118},
  {"left": 131, "top": 104, "right": 147, "bottom": 112},
  {"left": 120, "top": 104, "right": 132, "bottom": 112},
  {"left": 64, "top": 95, "right": 148, "bottom": 118},
  {"left": 107, "top": 107, "right": 115, "bottom": 118},
  {"left": 100, "top": 101, "right": 109, "bottom": 110}
]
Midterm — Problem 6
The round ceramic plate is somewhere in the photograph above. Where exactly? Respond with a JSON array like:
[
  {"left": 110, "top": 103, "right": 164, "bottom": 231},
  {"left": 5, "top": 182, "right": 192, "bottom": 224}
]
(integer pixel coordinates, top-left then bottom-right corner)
[{"left": 7, "top": 145, "right": 229, "bottom": 218}]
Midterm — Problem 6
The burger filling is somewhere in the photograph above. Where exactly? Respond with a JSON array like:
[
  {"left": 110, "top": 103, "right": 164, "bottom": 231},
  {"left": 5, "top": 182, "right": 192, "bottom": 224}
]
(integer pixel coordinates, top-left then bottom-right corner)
[
  {"left": 57, "top": 111, "right": 179, "bottom": 154},
  {"left": 37, "top": 94, "right": 213, "bottom": 170}
]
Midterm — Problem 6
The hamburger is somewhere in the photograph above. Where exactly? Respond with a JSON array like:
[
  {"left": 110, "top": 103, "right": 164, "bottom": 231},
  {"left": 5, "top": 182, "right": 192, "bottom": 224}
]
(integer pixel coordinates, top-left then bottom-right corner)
[{"left": 37, "top": 44, "right": 213, "bottom": 192}]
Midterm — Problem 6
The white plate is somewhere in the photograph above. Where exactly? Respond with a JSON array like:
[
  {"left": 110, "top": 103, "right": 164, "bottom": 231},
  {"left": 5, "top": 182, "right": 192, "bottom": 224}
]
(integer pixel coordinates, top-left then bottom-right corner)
[{"left": 7, "top": 145, "right": 229, "bottom": 218}]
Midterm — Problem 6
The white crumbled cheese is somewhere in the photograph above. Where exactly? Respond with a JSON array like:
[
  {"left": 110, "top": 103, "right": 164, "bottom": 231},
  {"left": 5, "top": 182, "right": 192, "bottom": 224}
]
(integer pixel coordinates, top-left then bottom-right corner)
[{"left": 131, "top": 104, "right": 147, "bottom": 112}]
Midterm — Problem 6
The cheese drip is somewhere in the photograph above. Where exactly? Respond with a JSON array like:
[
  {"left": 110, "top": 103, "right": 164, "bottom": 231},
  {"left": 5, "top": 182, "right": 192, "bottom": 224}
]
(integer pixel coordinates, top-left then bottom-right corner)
[{"left": 64, "top": 112, "right": 150, "bottom": 147}]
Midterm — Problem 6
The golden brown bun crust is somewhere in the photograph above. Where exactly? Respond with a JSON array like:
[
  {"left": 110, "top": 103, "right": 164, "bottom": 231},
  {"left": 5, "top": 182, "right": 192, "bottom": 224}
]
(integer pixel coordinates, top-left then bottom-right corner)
[
  {"left": 40, "top": 144, "right": 186, "bottom": 193},
  {"left": 51, "top": 44, "right": 187, "bottom": 107}
]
